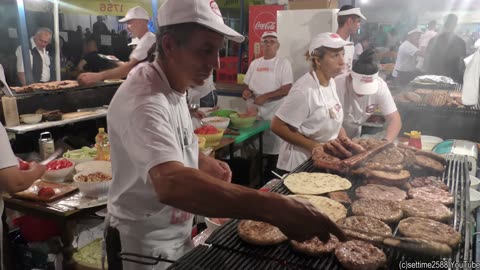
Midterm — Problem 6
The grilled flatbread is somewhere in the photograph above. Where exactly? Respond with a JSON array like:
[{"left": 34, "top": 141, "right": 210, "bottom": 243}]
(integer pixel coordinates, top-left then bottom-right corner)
[
  {"left": 289, "top": 195, "right": 347, "bottom": 222},
  {"left": 284, "top": 172, "right": 351, "bottom": 195}
]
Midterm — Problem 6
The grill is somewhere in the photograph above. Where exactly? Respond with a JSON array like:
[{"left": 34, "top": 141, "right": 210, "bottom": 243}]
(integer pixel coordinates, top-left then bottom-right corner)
[{"left": 167, "top": 155, "right": 473, "bottom": 270}]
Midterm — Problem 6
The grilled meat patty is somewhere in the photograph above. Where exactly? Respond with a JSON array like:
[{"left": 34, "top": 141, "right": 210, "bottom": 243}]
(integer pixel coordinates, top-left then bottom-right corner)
[
  {"left": 398, "top": 217, "right": 461, "bottom": 247},
  {"left": 356, "top": 184, "right": 407, "bottom": 202},
  {"left": 290, "top": 235, "right": 339, "bottom": 256},
  {"left": 400, "top": 199, "right": 453, "bottom": 222},
  {"left": 352, "top": 199, "right": 403, "bottom": 224},
  {"left": 408, "top": 186, "right": 454, "bottom": 205},
  {"left": 335, "top": 240, "right": 387, "bottom": 270},
  {"left": 337, "top": 216, "right": 392, "bottom": 243},
  {"left": 408, "top": 176, "right": 449, "bottom": 191}
]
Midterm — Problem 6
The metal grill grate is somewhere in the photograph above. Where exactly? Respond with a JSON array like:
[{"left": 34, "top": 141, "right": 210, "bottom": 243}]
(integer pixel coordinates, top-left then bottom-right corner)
[{"left": 168, "top": 155, "right": 472, "bottom": 270}]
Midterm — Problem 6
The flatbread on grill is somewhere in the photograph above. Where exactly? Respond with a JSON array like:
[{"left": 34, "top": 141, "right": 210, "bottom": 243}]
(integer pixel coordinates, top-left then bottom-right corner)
[
  {"left": 398, "top": 217, "right": 461, "bottom": 247},
  {"left": 284, "top": 172, "right": 351, "bottom": 195},
  {"left": 290, "top": 235, "right": 338, "bottom": 256},
  {"left": 289, "top": 195, "right": 347, "bottom": 222},
  {"left": 237, "top": 220, "right": 287, "bottom": 246}
]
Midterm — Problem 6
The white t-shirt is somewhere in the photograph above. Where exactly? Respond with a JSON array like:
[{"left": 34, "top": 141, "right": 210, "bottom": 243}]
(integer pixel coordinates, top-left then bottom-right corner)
[
  {"left": 335, "top": 73, "right": 397, "bottom": 138},
  {"left": 244, "top": 56, "right": 293, "bottom": 95},
  {"left": 275, "top": 73, "right": 343, "bottom": 171},
  {"left": 342, "top": 44, "right": 355, "bottom": 74},
  {"left": 0, "top": 123, "right": 17, "bottom": 170},
  {"left": 107, "top": 61, "right": 196, "bottom": 226},
  {"left": 353, "top": 43, "right": 363, "bottom": 61},
  {"left": 393, "top": 40, "right": 418, "bottom": 76},
  {"left": 419, "top": 30, "right": 437, "bottom": 49},
  {"left": 16, "top": 37, "right": 50, "bottom": 82},
  {"left": 129, "top": 32, "right": 156, "bottom": 62}
]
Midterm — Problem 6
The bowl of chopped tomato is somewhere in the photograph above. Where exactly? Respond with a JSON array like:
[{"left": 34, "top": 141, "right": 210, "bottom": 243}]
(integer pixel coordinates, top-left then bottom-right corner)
[
  {"left": 42, "top": 158, "right": 75, "bottom": 182},
  {"left": 194, "top": 125, "right": 224, "bottom": 147}
]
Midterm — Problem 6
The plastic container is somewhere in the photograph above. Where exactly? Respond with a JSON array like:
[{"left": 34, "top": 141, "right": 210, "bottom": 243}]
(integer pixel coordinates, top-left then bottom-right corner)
[
  {"left": 421, "top": 135, "right": 443, "bottom": 151},
  {"left": 229, "top": 113, "right": 256, "bottom": 129},
  {"left": 202, "top": 116, "right": 230, "bottom": 130},
  {"left": 216, "top": 70, "right": 237, "bottom": 83},
  {"left": 196, "top": 129, "right": 225, "bottom": 147},
  {"left": 219, "top": 57, "right": 239, "bottom": 71},
  {"left": 405, "top": 131, "right": 422, "bottom": 149}
]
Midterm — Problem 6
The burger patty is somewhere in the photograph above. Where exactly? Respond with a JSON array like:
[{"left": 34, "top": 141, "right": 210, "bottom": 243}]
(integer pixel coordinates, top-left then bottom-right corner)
[
  {"left": 409, "top": 176, "right": 449, "bottom": 191},
  {"left": 356, "top": 184, "right": 407, "bottom": 202},
  {"left": 398, "top": 217, "right": 461, "bottom": 247},
  {"left": 397, "top": 148, "right": 416, "bottom": 167},
  {"left": 290, "top": 235, "right": 338, "bottom": 256},
  {"left": 335, "top": 240, "right": 387, "bottom": 270},
  {"left": 237, "top": 220, "right": 287, "bottom": 245},
  {"left": 400, "top": 199, "right": 453, "bottom": 222},
  {"left": 337, "top": 216, "right": 392, "bottom": 243},
  {"left": 415, "top": 155, "right": 445, "bottom": 173},
  {"left": 408, "top": 186, "right": 454, "bottom": 205},
  {"left": 352, "top": 199, "right": 403, "bottom": 224},
  {"left": 370, "top": 147, "right": 404, "bottom": 165},
  {"left": 366, "top": 169, "right": 411, "bottom": 187}
]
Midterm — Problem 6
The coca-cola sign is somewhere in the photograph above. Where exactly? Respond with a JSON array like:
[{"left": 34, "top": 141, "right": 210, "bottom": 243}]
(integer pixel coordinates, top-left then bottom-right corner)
[{"left": 253, "top": 12, "right": 276, "bottom": 39}]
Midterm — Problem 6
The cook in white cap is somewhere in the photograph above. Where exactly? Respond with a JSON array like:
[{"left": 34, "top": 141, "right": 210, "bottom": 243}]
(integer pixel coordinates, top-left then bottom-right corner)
[
  {"left": 336, "top": 5, "right": 367, "bottom": 74},
  {"left": 242, "top": 31, "right": 293, "bottom": 179},
  {"left": 393, "top": 28, "right": 423, "bottom": 86},
  {"left": 272, "top": 32, "right": 351, "bottom": 172},
  {"left": 104, "top": 1, "right": 346, "bottom": 269},
  {"left": 78, "top": 6, "right": 156, "bottom": 85},
  {"left": 335, "top": 49, "right": 401, "bottom": 141}
]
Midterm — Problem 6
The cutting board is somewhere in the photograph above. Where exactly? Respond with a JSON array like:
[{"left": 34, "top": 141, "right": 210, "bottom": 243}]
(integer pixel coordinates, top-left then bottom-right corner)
[
  {"left": 13, "top": 180, "right": 78, "bottom": 203},
  {"left": 62, "top": 111, "right": 96, "bottom": 120}
]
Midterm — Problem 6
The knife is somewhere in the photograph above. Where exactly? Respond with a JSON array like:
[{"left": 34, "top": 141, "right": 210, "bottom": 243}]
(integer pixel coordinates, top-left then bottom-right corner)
[
  {"left": 40, "top": 148, "right": 64, "bottom": 165},
  {"left": 338, "top": 225, "right": 452, "bottom": 256}
]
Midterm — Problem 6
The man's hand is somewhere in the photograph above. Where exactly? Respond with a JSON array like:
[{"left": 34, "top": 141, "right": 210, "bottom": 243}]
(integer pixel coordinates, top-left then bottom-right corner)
[
  {"left": 242, "top": 89, "right": 253, "bottom": 100},
  {"left": 77, "top": 72, "right": 103, "bottom": 85},
  {"left": 191, "top": 111, "right": 206, "bottom": 119},
  {"left": 199, "top": 155, "right": 232, "bottom": 182},
  {"left": 254, "top": 94, "right": 269, "bottom": 106},
  {"left": 29, "top": 162, "right": 46, "bottom": 176},
  {"left": 273, "top": 196, "right": 346, "bottom": 243}
]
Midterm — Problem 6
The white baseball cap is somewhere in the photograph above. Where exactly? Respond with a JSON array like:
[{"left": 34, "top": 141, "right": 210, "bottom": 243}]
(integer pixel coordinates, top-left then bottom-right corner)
[
  {"left": 128, "top": 37, "right": 140, "bottom": 46},
  {"left": 119, "top": 6, "right": 150, "bottom": 23},
  {"left": 351, "top": 71, "right": 379, "bottom": 95},
  {"left": 308, "top": 32, "right": 353, "bottom": 55},
  {"left": 157, "top": 0, "right": 244, "bottom": 43},
  {"left": 407, "top": 28, "right": 422, "bottom": 35},
  {"left": 262, "top": 31, "right": 278, "bottom": 39},
  {"left": 337, "top": 7, "right": 367, "bottom": 20}
]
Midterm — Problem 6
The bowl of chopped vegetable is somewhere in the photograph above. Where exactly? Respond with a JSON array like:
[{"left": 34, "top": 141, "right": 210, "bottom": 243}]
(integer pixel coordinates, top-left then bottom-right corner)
[{"left": 63, "top": 147, "right": 97, "bottom": 164}]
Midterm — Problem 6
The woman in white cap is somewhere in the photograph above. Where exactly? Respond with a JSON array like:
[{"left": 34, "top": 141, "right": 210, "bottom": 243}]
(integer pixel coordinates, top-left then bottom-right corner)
[
  {"left": 105, "top": 1, "right": 345, "bottom": 269},
  {"left": 271, "top": 32, "right": 351, "bottom": 172},
  {"left": 393, "top": 28, "right": 423, "bottom": 86},
  {"left": 335, "top": 49, "right": 401, "bottom": 141}
]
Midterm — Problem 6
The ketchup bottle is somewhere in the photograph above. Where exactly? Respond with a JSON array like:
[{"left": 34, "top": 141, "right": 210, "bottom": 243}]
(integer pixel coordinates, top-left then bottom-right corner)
[{"left": 405, "top": 131, "right": 422, "bottom": 149}]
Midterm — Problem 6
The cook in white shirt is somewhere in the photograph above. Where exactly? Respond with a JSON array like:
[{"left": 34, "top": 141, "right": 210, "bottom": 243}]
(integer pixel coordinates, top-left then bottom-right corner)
[
  {"left": 242, "top": 31, "right": 293, "bottom": 170},
  {"left": 16, "top": 28, "right": 52, "bottom": 85},
  {"left": 336, "top": 6, "right": 367, "bottom": 75},
  {"left": 336, "top": 49, "right": 401, "bottom": 141},
  {"left": 105, "top": 2, "right": 346, "bottom": 270},
  {"left": 78, "top": 6, "right": 156, "bottom": 85},
  {"left": 272, "top": 32, "right": 352, "bottom": 172},
  {"left": 417, "top": 20, "right": 437, "bottom": 71},
  {"left": 0, "top": 122, "right": 45, "bottom": 269},
  {"left": 393, "top": 28, "right": 423, "bottom": 86}
]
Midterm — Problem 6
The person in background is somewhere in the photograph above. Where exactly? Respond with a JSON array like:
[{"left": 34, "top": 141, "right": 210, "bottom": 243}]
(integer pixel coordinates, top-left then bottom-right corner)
[
  {"left": 92, "top": 15, "right": 109, "bottom": 36},
  {"left": 105, "top": 1, "right": 345, "bottom": 269},
  {"left": 16, "top": 27, "right": 52, "bottom": 86},
  {"left": 386, "top": 28, "right": 400, "bottom": 49},
  {"left": 271, "top": 32, "right": 351, "bottom": 173},
  {"left": 127, "top": 37, "right": 140, "bottom": 50},
  {"left": 392, "top": 28, "right": 422, "bottom": 86},
  {"left": 424, "top": 14, "right": 467, "bottom": 83},
  {"left": 336, "top": 5, "right": 367, "bottom": 74},
  {"left": 242, "top": 31, "right": 293, "bottom": 180},
  {"left": 0, "top": 121, "right": 45, "bottom": 269},
  {"left": 353, "top": 34, "right": 370, "bottom": 62},
  {"left": 77, "top": 6, "right": 156, "bottom": 85},
  {"left": 416, "top": 20, "right": 437, "bottom": 71},
  {"left": 77, "top": 38, "right": 119, "bottom": 73},
  {"left": 335, "top": 49, "right": 401, "bottom": 141},
  {"left": 189, "top": 75, "right": 216, "bottom": 108},
  {"left": 85, "top": 28, "right": 92, "bottom": 39}
]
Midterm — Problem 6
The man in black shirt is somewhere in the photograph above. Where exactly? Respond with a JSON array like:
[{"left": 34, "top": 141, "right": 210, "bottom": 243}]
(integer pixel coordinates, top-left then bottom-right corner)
[
  {"left": 424, "top": 14, "right": 466, "bottom": 83},
  {"left": 77, "top": 38, "right": 118, "bottom": 73}
]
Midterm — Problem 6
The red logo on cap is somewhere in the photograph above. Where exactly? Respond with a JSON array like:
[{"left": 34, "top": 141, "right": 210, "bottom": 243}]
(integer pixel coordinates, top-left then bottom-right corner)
[
  {"left": 210, "top": 0, "right": 222, "bottom": 17},
  {"left": 330, "top": 33, "right": 340, "bottom": 39},
  {"left": 253, "top": 12, "right": 276, "bottom": 39},
  {"left": 360, "top": 76, "right": 374, "bottom": 83}
]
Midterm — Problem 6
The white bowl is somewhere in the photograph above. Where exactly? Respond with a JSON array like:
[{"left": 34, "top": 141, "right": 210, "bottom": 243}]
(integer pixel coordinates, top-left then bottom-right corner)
[
  {"left": 42, "top": 161, "right": 75, "bottom": 183},
  {"left": 20, "top": 114, "right": 42, "bottom": 124},
  {"left": 66, "top": 156, "right": 95, "bottom": 165},
  {"left": 73, "top": 172, "right": 112, "bottom": 197},
  {"left": 205, "top": 217, "right": 230, "bottom": 231},
  {"left": 470, "top": 188, "right": 480, "bottom": 211},
  {"left": 198, "top": 107, "right": 214, "bottom": 116},
  {"left": 75, "top": 161, "right": 112, "bottom": 174},
  {"left": 470, "top": 175, "right": 480, "bottom": 190},
  {"left": 421, "top": 135, "right": 443, "bottom": 151},
  {"left": 202, "top": 116, "right": 230, "bottom": 130}
]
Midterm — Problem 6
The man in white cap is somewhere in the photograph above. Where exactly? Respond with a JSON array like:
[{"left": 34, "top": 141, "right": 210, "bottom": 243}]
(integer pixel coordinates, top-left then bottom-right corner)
[
  {"left": 416, "top": 20, "right": 437, "bottom": 71},
  {"left": 335, "top": 49, "right": 401, "bottom": 141},
  {"left": 78, "top": 6, "right": 156, "bottom": 85},
  {"left": 105, "top": 1, "right": 345, "bottom": 269},
  {"left": 242, "top": 31, "right": 293, "bottom": 181},
  {"left": 336, "top": 5, "right": 367, "bottom": 74},
  {"left": 393, "top": 28, "right": 423, "bottom": 86}
]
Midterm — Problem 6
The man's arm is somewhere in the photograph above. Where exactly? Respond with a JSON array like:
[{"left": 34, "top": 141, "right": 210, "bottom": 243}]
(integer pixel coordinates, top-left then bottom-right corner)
[
  {"left": 0, "top": 162, "right": 45, "bottom": 193},
  {"left": 271, "top": 116, "right": 319, "bottom": 153},
  {"left": 254, "top": 84, "right": 292, "bottom": 106},
  {"left": 17, "top": 72, "right": 26, "bottom": 86},
  {"left": 77, "top": 58, "right": 139, "bottom": 85},
  {"left": 383, "top": 111, "right": 402, "bottom": 142},
  {"left": 149, "top": 161, "right": 345, "bottom": 242}
]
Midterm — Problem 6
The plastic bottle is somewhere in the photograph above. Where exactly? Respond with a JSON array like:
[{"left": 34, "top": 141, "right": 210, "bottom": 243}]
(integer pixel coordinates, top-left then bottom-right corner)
[
  {"left": 101, "top": 137, "right": 110, "bottom": 161},
  {"left": 95, "top": 128, "right": 107, "bottom": 160},
  {"left": 405, "top": 131, "right": 422, "bottom": 149}
]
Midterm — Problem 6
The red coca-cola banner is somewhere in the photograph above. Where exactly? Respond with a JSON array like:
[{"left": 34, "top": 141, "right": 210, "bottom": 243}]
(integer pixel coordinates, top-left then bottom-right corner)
[{"left": 248, "top": 4, "right": 284, "bottom": 64}]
